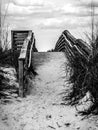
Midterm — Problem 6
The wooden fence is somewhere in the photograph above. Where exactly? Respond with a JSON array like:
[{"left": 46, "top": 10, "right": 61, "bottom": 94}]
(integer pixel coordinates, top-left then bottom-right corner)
[
  {"left": 18, "top": 32, "right": 35, "bottom": 97},
  {"left": 54, "top": 30, "right": 91, "bottom": 60},
  {"left": 11, "top": 30, "right": 32, "bottom": 70},
  {"left": 11, "top": 30, "right": 35, "bottom": 97}
]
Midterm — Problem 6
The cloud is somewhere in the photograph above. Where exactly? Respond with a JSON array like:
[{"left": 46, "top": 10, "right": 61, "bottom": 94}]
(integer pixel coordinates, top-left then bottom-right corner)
[
  {"left": 3, "top": 0, "right": 55, "bottom": 17},
  {"left": 3, "top": 0, "right": 98, "bottom": 32},
  {"left": 80, "top": 0, "right": 98, "bottom": 5},
  {"left": 3, "top": 0, "right": 98, "bottom": 19},
  {"left": 3, "top": 3, "right": 31, "bottom": 15},
  {"left": 73, "top": 1, "right": 98, "bottom": 18},
  {"left": 37, "top": 17, "right": 90, "bottom": 30},
  {"left": 12, "top": 0, "right": 47, "bottom": 6},
  {"left": 75, "top": 0, "right": 98, "bottom": 8},
  {"left": 4, "top": 2, "right": 96, "bottom": 19}
]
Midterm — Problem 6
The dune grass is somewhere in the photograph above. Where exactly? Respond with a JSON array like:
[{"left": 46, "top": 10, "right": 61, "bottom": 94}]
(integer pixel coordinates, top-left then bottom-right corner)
[{"left": 62, "top": 30, "right": 98, "bottom": 115}]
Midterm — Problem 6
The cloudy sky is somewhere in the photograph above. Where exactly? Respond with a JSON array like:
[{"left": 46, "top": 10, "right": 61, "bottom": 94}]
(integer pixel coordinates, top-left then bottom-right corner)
[{"left": 2, "top": 0, "right": 98, "bottom": 51}]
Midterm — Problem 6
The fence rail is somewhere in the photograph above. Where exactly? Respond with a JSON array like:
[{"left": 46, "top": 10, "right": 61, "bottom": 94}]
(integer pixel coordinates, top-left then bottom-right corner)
[
  {"left": 11, "top": 30, "right": 38, "bottom": 97},
  {"left": 55, "top": 30, "right": 91, "bottom": 61},
  {"left": 18, "top": 31, "right": 35, "bottom": 97}
]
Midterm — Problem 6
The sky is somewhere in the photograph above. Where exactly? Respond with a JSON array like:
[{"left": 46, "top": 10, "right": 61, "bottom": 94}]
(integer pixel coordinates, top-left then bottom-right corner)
[{"left": 1, "top": 0, "right": 98, "bottom": 51}]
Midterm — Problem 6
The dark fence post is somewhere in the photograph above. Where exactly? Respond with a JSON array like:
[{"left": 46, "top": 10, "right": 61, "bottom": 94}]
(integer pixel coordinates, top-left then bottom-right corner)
[{"left": 19, "top": 59, "right": 24, "bottom": 97}]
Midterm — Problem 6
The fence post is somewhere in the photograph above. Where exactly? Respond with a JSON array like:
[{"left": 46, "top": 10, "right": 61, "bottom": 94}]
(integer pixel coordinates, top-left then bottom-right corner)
[{"left": 19, "top": 59, "right": 24, "bottom": 97}]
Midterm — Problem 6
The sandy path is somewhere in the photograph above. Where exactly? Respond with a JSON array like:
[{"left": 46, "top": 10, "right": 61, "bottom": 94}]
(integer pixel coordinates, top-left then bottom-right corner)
[{"left": 0, "top": 52, "right": 98, "bottom": 130}]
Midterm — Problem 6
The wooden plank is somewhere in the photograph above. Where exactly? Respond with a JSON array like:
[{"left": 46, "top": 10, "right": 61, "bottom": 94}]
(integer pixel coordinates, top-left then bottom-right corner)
[
  {"left": 19, "top": 31, "right": 32, "bottom": 60},
  {"left": 14, "top": 41, "right": 25, "bottom": 44},
  {"left": 14, "top": 42, "right": 23, "bottom": 45},
  {"left": 63, "top": 34, "right": 73, "bottom": 48},
  {"left": 19, "top": 60, "right": 24, "bottom": 97},
  {"left": 14, "top": 48, "right": 20, "bottom": 51},
  {"left": 56, "top": 38, "right": 65, "bottom": 49},
  {"left": 19, "top": 41, "right": 28, "bottom": 59},
  {"left": 73, "top": 45, "right": 88, "bottom": 60},
  {"left": 58, "top": 45, "right": 65, "bottom": 51},
  {"left": 28, "top": 34, "right": 34, "bottom": 68},
  {"left": 13, "top": 33, "right": 27, "bottom": 36},
  {"left": 15, "top": 40, "right": 24, "bottom": 43},
  {"left": 16, "top": 44, "right": 23, "bottom": 47},
  {"left": 13, "top": 36, "right": 27, "bottom": 39},
  {"left": 63, "top": 30, "right": 76, "bottom": 45},
  {"left": 13, "top": 31, "right": 30, "bottom": 33},
  {"left": 14, "top": 43, "right": 23, "bottom": 46},
  {"left": 14, "top": 46, "right": 22, "bottom": 49},
  {"left": 76, "top": 39, "right": 91, "bottom": 55},
  {"left": 55, "top": 35, "right": 64, "bottom": 48},
  {"left": 14, "top": 37, "right": 26, "bottom": 41},
  {"left": 56, "top": 41, "right": 65, "bottom": 50},
  {"left": 13, "top": 33, "right": 28, "bottom": 36}
]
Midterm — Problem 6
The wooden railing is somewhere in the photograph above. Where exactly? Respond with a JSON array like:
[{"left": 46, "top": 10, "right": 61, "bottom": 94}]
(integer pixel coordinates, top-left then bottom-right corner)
[
  {"left": 18, "top": 31, "right": 35, "bottom": 97},
  {"left": 55, "top": 30, "right": 91, "bottom": 61}
]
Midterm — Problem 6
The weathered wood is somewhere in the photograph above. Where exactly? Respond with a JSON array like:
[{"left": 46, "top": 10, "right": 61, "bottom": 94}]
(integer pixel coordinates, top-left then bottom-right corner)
[
  {"left": 14, "top": 43, "right": 24, "bottom": 46},
  {"left": 63, "top": 30, "right": 76, "bottom": 45},
  {"left": 55, "top": 30, "right": 90, "bottom": 61},
  {"left": 18, "top": 31, "right": 33, "bottom": 97},
  {"left": 11, "top": 30, "right": 34, "bottom": 97},
  {"left": 28, "top": 33, "right": 34, "bottom": 68},
  {"left": 57, "top": 45, "right": 65, "bottom": 51},
  {"left": 65, "top": 41, "right": 75, "bottom": 59},
  {"left": 14, "top": 33, "right": 27, "bottom": 38},
  {"left": 19, "top": 60, "right": 24, "bottom": 97},
  {"left": 55, "top": 38, "right": 65, "bottom": 49},
  {"left": 63, "top": 34, "right": 73, "bottom": 48},
  {"left": 64, "top": 46, "right": 74, "bottom": 63},
  {"left": 73, "top": 45, "right": 88, "bottom": 60},
  {"left": 14, "top": 37, "right": 26, "bottom": 41},
  {"left": 11, "top": 30, "right": 32, "bottom": 67},
  {"left": 55, "top": 35, "right": 64, "bottom": 48},
  {"left": 19, "top": 31, "right": 32, "bottom": 60},
  {"left": 14, "top": 45, "right": 22, "bottom": 48},
  {"left": 56, "top": 40, "right": 65, "bottom": 50},
  {"left": 76, "top": 39, "right": 91, "bottom": 55}
]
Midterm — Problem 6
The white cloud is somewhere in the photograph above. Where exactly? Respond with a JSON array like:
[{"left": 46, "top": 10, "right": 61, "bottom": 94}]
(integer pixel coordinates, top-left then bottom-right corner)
[
  {"left": 3, "top": 2, "right": 97, "bottom": 31},
  {"left": 43, "top": 18, "right": 62, "bottom": 26},
  {"left": 80, "top": 0, "right": 98, "bottom": 4},
  {"left": 13, "top": 0, "right": 46, "bottom": 6},
  {"left": 12, "top": 0, "right": 54, "bottom": 9},
  {"left": 61, "top": 4, "right": 76, "bottom": 13},
  {"left": 3, "top": 0, "right": 55, "bottom": 17},
  {"left": 4, "top": 0, "right": 97, "bottom": 19},
  {"left": 38, "top": 16, "right": 91, "bottom": 30},
  {"left": 4, "top": 3, "right": 32, "bottom": 15}
]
